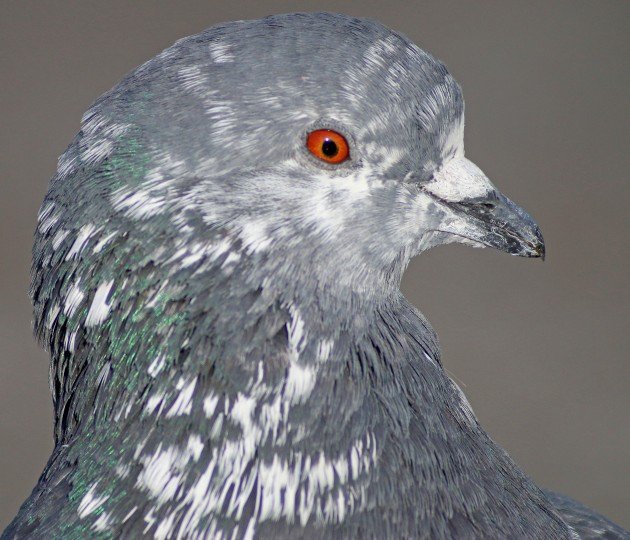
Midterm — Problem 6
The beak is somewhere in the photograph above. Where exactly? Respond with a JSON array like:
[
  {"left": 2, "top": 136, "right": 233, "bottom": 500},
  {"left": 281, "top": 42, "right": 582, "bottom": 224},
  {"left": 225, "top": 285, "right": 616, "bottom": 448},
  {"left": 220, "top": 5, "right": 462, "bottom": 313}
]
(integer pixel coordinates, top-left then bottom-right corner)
[{"left": 423, "top": 157, "right": 545, "bottom": 259}]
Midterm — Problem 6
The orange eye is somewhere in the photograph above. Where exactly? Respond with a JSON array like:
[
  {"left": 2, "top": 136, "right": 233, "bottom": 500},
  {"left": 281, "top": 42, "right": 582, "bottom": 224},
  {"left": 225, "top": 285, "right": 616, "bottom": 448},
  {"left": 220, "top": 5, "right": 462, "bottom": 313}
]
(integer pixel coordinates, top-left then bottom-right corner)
[{"left": 306, "top": 129, "right": 350, "bottom": 164}]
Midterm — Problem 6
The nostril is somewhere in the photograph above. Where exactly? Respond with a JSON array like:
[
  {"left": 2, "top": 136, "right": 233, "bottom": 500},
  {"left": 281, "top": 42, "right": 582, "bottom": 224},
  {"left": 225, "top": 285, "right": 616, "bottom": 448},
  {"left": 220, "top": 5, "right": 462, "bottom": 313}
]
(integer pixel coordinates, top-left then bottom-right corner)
[{"left": 481, "top": 202, "right": 495, "bottom": 210}]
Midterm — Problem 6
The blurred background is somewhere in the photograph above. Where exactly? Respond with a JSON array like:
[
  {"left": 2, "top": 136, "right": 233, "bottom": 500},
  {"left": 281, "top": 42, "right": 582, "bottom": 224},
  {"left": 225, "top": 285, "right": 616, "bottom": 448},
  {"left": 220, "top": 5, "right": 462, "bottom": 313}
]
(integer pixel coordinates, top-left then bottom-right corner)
[{"left": 1, "top": 0, "right": 628, "bottom": 530}]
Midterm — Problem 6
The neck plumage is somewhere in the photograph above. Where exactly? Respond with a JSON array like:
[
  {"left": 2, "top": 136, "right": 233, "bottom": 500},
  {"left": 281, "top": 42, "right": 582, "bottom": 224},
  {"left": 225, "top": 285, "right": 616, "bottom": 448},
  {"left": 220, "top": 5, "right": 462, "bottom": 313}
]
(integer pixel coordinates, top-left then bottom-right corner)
[
  {"left": 29, "top": 238, "right": 572, "bottom": 538},
  {"left": 34, "top": 250, "right": 409, "bottom": 530},
  {"left": 36, "top": 219, "right": 405, "bottom": 442}
]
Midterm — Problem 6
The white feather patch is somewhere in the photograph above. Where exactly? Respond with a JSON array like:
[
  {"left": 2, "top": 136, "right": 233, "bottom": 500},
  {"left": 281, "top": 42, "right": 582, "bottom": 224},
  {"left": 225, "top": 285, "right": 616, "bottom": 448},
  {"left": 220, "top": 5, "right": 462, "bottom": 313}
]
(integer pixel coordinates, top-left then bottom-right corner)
[
  {"left": 77, "top": 482, "right": 109, "bottom": 519},
  {"left": 85, "top": 280, "right": 114, "bottom": 326}
]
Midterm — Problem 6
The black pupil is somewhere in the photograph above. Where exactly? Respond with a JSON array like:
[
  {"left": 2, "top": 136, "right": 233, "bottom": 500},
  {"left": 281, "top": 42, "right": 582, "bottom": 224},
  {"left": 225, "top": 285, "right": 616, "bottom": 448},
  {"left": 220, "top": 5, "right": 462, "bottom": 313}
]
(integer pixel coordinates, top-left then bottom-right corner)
[{"left": 321, "top": 138, "right": 338, "bottom": 157}]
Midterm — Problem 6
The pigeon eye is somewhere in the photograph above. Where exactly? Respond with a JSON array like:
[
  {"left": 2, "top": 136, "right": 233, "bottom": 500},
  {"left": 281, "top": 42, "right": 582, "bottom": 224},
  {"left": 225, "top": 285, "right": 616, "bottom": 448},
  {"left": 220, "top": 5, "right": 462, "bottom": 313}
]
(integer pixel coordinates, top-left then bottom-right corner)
[{"left": 306, "top": 129, "right": 350, "bottom": 164}]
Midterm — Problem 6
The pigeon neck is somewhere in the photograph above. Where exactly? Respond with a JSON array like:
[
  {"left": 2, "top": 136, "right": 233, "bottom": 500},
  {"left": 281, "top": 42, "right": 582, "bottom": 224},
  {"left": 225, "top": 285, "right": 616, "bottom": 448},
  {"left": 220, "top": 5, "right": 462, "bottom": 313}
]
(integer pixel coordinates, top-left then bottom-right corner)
[
  {"left": 37, "top": 259, "right": 409, "bottom": 518},
  {"left": 40, "top": 235, "right": 399, "bottom": 441}
]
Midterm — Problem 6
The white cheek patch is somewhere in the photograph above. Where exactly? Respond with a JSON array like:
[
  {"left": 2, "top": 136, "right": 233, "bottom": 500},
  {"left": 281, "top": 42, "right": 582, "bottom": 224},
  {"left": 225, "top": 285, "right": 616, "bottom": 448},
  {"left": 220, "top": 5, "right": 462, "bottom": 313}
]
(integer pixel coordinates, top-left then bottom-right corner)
[{"left": 425, "top": 157, "right": 495, "bottom": 202}]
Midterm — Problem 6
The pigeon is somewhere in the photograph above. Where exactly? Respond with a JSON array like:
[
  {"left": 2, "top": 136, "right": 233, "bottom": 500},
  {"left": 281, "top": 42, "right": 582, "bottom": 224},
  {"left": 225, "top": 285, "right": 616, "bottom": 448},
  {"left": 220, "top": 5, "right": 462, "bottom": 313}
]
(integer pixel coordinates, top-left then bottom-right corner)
[{"left": 3, "top": 12, "right": 627, "bottom": 540}]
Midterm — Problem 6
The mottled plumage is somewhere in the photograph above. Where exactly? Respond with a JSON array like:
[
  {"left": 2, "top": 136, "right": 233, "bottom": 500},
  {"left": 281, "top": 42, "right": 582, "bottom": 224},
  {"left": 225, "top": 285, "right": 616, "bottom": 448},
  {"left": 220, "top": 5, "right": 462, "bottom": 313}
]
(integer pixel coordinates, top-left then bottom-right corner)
[{"left": 3, "top": 12, "right": 626, "bottom": 540}]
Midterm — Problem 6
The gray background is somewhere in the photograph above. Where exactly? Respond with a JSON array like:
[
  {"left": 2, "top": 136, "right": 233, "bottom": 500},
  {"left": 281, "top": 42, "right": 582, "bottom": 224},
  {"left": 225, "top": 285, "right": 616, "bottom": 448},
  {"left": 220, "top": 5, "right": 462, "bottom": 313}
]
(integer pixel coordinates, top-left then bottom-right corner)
[{"left": 1, "top": 0, "right": 628, "bottom": 530}]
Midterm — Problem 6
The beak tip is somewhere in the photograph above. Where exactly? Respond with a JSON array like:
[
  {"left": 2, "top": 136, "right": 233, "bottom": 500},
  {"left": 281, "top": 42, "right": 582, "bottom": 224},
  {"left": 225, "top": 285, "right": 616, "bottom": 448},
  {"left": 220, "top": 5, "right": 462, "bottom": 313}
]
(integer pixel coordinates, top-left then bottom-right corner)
[
  {"left": 522, "top": 228, "right": 545, "bottom": 260},
  {"left": 533, "top": 228, "right": 545, "bottom": 260},
  {"left": 517, "top": 239, "right": 545, "bottom": 260}
]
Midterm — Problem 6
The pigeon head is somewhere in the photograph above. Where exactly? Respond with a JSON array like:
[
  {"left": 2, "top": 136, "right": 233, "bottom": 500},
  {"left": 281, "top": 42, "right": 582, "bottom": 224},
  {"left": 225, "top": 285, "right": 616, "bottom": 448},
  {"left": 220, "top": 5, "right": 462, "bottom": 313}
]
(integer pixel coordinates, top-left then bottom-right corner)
[{"left": 36, "top": 13, "right": 542, "bottom": 319}]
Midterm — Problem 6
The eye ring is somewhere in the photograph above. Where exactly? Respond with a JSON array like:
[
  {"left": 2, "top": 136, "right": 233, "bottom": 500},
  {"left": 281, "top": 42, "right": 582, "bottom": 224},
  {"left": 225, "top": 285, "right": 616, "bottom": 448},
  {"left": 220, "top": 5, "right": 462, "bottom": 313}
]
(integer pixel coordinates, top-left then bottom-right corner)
[{"left": 305, "top": 129, "right": 350, "bottom": 164}]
